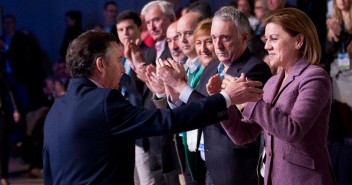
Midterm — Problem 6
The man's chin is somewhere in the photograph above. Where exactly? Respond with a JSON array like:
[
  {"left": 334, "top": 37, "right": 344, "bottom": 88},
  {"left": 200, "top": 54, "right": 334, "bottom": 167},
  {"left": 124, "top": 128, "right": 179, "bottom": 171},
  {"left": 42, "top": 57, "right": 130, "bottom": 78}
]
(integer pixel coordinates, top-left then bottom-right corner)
[{"left": 151, "top": 34, "right": 162, "bottom": 41}]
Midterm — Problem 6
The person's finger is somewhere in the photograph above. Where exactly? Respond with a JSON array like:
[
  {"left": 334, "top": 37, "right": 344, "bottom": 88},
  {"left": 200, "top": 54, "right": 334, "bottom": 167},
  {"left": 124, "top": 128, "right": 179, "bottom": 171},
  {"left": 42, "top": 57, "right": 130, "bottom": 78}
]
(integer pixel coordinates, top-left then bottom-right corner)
[
  {"left": 157, "top": 58, "right": 164, "bottom": 67},
  {"left": 246, "top": 87, "right": 264, "bottom": 94},
  {"left": 245, "top": 80, "right": 263, "bottom": 88},
  {"left": 238, "top": 73, "right": 246, "bottom": 80},
  {"left": 135, "top": 38, "right": 141, "bottom": 45},
  {"left": 164, "top": 58, "right": 172, "bottom": 67},
  {"left": 151, "top": 71, "right": 158, "bottom": 78}
]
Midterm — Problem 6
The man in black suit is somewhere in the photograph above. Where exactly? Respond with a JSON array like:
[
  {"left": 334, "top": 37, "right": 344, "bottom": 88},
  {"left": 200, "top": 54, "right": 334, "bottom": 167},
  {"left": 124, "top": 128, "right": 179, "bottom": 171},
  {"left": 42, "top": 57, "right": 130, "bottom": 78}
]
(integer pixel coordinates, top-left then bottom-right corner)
[
  {"left": 43, "top": 30, "right": 264, "bottom": 185},
  {"left": 140, "top": 1, "right": 182, "bottom": 184},
  {"left": 158, "top": 6, "right": 272, "bottom": 185}
]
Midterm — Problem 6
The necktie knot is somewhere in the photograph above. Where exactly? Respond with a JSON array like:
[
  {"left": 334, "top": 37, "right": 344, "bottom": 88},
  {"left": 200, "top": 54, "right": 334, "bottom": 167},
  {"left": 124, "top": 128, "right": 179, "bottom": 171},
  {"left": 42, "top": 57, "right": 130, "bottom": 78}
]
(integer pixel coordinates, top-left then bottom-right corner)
[{"left": 217, "top": 63, "right": 225, "bottom": 79}]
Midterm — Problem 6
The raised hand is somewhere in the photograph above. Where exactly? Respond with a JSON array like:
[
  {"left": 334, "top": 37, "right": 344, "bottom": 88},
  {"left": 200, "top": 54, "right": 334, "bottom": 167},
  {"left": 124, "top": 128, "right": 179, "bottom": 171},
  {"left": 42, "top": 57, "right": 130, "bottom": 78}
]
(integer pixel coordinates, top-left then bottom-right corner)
[
  {"left": 164, "top": 84, "right": 180, "bottom": 103},
  {"left": 125, "top": 39, "right": 145, "bottom": 70},
  {"left": 157, "top": 58, "right": 187, "bottom": 93},
  {"left": 206, "top": 74, "right": 223, "bottom": 96},
  {"left": 145, "top": 64, "right": 165, "bottom": 94},
  {"left": 222, "top": 73, "right": 263, "bottom": 105},
  {"left": 326, "top": 18, "right": 341, "bottom": 41}
]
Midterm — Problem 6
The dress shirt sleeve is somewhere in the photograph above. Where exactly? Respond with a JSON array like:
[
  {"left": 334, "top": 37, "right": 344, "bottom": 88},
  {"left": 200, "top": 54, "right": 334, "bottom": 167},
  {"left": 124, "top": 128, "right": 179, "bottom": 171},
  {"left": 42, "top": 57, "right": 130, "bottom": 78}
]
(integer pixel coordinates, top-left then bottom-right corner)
[
  {"left": 179, "top": 85, "right": 194, "bottom": 103},
  {"left": 167, "top": 96, "right": 183, "bottom": 109}
]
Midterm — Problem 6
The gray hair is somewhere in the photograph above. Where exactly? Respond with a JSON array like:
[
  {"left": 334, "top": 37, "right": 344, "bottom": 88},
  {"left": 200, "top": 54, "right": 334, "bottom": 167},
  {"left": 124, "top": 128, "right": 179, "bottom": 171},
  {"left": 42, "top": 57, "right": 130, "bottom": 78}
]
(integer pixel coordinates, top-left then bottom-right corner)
[
  {"left": 213, "top": 6, "right": 251, "bottom": 36},
  {"left": 141, "top": 1, "right": 176, "bottom": 20}
]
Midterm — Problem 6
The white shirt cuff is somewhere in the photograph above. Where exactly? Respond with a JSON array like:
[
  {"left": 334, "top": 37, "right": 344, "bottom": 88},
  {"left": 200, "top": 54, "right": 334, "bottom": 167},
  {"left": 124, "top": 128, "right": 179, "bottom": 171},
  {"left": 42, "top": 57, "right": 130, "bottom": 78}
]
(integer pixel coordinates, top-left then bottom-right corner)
[
  {"left": 179, "top": 85, "right": 193, "bottom": 103},
  {"left": 220, "top": 91, "right": 231, "bottom": 108}
]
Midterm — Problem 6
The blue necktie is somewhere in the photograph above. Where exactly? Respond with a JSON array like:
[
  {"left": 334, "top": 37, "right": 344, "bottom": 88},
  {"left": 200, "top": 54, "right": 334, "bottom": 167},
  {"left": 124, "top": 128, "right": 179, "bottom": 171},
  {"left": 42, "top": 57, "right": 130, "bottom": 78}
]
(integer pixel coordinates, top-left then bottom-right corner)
[{"left": 217, "top": 63, "right": 225, "bottom": 80}]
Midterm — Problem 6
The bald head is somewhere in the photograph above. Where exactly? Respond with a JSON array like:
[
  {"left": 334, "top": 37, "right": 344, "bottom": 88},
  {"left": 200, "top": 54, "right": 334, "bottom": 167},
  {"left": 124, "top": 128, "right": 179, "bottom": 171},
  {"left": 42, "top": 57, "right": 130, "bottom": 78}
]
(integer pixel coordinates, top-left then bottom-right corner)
[
  {"left": 177, "top": 12, "right": 203, "bottom": 59},
  {"left": 166, "top": 21, "right": 186, "bottom": 62}
]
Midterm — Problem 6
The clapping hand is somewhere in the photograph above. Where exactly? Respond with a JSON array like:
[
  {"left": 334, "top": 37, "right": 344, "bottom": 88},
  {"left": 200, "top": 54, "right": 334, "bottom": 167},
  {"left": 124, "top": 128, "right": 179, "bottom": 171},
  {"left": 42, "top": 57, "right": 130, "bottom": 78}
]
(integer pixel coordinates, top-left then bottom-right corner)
[
  {"left": 222, "top": 73, "right": 263, "bottom": 105},
  {"left": 157, "top": 58, "right": 187, "bottom": 93},
  {"left": 206, "top": 74, "right": 223, "bottom": 95},
  {"left": 145, "top": 64, "right": 165, "bottom": 95},
  {"left": 125, "top": 39, "right": 145, "bottom": 71},
  {"left": 326, "top": 18, "right": 341, "bottom": 41}
]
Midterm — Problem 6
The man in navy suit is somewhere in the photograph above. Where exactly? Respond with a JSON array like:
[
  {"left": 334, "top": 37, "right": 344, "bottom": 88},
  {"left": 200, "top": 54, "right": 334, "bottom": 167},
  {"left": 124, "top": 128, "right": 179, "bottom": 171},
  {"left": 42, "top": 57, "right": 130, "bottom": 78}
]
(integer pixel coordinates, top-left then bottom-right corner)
[{"left": 43, "top": 30, "right": 264, "bottom": 185}]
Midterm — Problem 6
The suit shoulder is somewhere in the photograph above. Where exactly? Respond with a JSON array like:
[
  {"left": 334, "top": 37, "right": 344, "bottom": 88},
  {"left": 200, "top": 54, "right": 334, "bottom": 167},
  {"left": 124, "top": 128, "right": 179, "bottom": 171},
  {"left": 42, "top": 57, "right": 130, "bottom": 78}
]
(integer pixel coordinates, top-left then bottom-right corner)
[{"left": 301, "top": 65, "right": 330, "bottom": 83}]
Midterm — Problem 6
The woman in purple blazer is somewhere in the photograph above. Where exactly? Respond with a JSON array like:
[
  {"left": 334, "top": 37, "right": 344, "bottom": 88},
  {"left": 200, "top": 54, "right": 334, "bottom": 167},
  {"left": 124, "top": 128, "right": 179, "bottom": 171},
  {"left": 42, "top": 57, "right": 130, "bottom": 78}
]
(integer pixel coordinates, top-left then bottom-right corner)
[{"left": 218, "top": 8, "right": 335, "bottom": 185}]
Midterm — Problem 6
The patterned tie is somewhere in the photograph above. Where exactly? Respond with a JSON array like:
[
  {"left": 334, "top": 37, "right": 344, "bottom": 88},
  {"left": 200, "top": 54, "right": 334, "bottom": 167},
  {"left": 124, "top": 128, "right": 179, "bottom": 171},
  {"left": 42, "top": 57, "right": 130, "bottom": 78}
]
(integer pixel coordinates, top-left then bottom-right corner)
[{"left": 217, "top": 63, "right": 225, "bottom": 80}]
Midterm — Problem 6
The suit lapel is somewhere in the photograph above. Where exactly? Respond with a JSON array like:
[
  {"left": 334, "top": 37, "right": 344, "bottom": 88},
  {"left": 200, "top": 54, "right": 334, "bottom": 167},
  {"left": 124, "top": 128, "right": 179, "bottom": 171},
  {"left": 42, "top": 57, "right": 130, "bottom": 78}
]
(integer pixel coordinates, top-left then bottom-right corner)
[
  {"left": 271, "top": 59, "right": 310, "bottom": 105},
  {"left": 226, "top": 49, "right": 251, "bottom": 77},
  {"left": 159, "top": 42, "right": 172, "bottom": 60},
  {"left": 266, "top": 71, "right": 284, "bottom": 105}
]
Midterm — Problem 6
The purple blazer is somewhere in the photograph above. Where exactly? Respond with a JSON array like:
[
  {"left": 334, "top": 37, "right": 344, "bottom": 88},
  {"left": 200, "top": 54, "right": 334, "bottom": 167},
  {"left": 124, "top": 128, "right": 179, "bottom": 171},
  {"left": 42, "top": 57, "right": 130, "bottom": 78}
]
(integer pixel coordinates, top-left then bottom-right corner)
[{"left": 221, "top": 59, "right": 334, "bottom": 185}]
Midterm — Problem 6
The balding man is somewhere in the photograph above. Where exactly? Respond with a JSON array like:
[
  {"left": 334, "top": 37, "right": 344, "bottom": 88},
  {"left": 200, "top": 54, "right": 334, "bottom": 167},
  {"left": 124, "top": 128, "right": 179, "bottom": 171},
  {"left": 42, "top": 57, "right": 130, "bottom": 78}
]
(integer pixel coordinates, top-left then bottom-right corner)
[{"left": 166, "top": 21, "right": 186, "bottom": 63}]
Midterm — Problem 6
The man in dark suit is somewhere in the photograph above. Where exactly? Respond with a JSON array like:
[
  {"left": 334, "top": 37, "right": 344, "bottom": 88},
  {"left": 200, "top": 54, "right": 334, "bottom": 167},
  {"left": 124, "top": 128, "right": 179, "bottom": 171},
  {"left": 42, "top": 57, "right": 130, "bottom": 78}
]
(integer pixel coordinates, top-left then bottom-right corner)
[
  {"left": 140, "top": 1, "right": 182, "bottom": 184},
  {"left": 43, "top": 30, "right": 264, "bottom": 185},
  {"left": 158, "top": 6, "right": 271, "bottom": 185}
]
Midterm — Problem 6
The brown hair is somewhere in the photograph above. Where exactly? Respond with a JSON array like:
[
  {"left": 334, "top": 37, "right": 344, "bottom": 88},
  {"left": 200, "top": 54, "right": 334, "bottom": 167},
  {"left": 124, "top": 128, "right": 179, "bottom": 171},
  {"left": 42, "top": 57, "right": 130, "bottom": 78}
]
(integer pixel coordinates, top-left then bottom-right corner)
[
  {"left": 265, "top": 8, "right": 321, "bottom": 65},
  {"left": 66, "top": 30, "right": 116, "bottom": 77}
]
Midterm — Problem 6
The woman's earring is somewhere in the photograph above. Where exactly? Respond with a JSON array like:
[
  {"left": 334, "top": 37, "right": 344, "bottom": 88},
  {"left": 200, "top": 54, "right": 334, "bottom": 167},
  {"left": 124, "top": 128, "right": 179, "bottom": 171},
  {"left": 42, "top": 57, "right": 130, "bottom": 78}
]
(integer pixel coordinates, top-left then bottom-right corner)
[{"left": 296, "top": 43, "right": 302, "bottom": 49}]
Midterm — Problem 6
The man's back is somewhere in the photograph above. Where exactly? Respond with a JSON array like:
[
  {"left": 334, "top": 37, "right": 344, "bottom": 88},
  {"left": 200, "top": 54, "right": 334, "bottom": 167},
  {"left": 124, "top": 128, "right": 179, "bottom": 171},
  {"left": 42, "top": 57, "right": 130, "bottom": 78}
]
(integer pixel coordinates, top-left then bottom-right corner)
[
  {"left": 44, "top": 78, "right": 136, "bottom": 185},
  {"left": 44, "top": 77, "right": 229, "bottom": 185}
]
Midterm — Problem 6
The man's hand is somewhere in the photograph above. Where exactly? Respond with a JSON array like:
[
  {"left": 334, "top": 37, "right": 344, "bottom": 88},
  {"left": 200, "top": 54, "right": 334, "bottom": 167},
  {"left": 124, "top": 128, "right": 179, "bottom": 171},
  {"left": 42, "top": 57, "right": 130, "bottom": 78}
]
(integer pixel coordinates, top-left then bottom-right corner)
[
  {"left": 125, "top": 39, "right": 145, "bottom": 70},
  {"left": 222, "top": 73, "right": 263, "bottom": 105},
  {"left": 145, "top": 64, "right": 165, "bottom": 94},
  {"left": 165, "top": 84, "right": 180, "bottom": 103},
  {"left": 157, "top": 58, "right": 187, "bottom": 93},
  {"left": 206, "top": 74, "right": 223, "bottom": 95},
  {"left": 135, "top": 63, "right": 148, "bottom": 83}
]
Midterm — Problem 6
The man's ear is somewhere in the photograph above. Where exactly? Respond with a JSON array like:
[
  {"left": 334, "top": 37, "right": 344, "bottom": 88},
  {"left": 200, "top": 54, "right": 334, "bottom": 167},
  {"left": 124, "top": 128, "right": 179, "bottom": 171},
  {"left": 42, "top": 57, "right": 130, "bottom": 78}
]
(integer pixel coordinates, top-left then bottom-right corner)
[
  {"left": 242, "top": 32, "right": 250, "bottom": 45},
  {"left": 95, "top": 57, "right": 105, "bottom": 72}
]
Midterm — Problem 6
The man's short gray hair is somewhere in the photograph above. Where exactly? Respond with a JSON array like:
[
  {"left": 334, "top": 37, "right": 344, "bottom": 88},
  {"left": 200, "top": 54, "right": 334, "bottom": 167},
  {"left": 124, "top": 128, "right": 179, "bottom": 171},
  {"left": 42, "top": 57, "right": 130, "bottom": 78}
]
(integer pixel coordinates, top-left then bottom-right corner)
[
  {"left": 141, "top": 1, "right": 176, "bottom": 20},
  {"left": 213, "top": 6, "right": 251, "bottom": 36}
]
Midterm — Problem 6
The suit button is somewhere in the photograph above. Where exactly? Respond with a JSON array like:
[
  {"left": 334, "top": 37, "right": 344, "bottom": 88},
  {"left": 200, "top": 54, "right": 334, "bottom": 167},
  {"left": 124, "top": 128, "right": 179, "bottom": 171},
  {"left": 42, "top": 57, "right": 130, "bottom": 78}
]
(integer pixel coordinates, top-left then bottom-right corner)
[
  {"left": 267, "top": 151, "right": 272, "bottom": 157},
  {"left": 268, "top": 132, "right": 271, "bottom": 136}
]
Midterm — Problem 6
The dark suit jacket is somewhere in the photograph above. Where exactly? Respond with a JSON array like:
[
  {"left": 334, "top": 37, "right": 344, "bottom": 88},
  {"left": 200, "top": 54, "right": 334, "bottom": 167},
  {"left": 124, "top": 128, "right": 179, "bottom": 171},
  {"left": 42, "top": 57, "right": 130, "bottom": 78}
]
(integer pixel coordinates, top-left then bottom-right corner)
[
  {"left": 222, "top": 59, "right": 334, "bottom": 185},
  {"left": 188, "top": 49, "right": 272, "bottom": 185},
  {"left": 142, "top": 41, "right": 183, "bottom": 175},
  {"left": 43, "top": 78, "right": 228, "bottom": 185}
]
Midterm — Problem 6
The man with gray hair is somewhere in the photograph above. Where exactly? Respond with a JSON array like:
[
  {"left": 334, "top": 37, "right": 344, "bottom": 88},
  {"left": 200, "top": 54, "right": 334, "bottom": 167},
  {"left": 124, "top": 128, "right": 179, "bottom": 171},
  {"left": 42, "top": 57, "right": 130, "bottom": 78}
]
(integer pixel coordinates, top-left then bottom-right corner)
[
  {"left": 140, "top": 1, "right": 184, "bottom": 185},
  {"left": 158, "top": 6, "right": 272, "bottom": 185}
]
